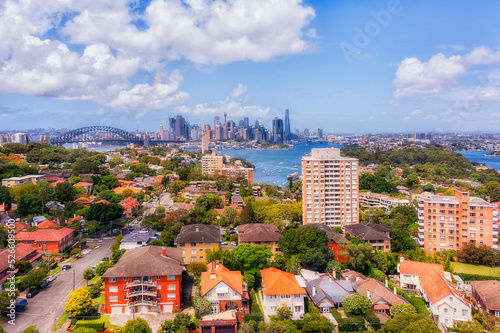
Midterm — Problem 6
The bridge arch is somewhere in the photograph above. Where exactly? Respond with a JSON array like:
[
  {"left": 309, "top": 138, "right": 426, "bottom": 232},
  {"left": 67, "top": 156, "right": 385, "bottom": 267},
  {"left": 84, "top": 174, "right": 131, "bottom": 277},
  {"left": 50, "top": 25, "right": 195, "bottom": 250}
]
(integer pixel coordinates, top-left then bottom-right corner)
[{"left": 51, "top": 125, "right": 143, "bottom": 145}]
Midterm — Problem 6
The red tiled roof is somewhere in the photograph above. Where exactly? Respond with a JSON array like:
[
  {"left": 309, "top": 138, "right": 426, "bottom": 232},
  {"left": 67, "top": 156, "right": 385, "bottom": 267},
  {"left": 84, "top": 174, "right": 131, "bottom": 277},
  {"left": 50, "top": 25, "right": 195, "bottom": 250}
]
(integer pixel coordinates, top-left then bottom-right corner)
[
  {"left": 74, "top": 197, "right": 92, "bottom": 204},
  {"left": 261, "top": 267, "right": 306, "bottom": 296},
  {"left": 68, "top": 215, "right": 84, "bottom": 224},
  {"left": 399, "top": 260, "right": 444, "bottom": 277},
  {"left": 420, "top": 271, "right": 469, "bottom": 306},
  {"left": 14, "top": 222, "right": 30, "bottom": 234},
  {"left": 201, "top": 262, "right": 244, "bottom": 297},
  {"left": 15, "top": 228, "right": 74, "bottom": 242},
  {"left": 471, "top": 280, "right": 500, "bottom": 311},
  {"left": 37, "top": 220, "right": 59, "bottom": 229},
  {"left": 96, "top": 199, "right": 110, "bottom": 204},
  {"left": 353, "top": 278, "right": 409, "bottom": 307},
  {"left": 74, "top": 182, "right": 93, "bottom": 187},
  {"left": 0, "top": 203, "right": 17, "bottom": 212},
  {"left": 0, "top": 243, "right": 42, "bottom": 273}
]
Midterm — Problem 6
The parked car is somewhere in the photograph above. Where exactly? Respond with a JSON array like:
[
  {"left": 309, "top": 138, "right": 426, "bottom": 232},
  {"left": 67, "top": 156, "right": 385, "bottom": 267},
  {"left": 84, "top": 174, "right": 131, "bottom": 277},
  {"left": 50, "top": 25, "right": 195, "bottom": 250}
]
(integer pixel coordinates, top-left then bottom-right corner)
[
  {"left": 14, "top": 299, "right": 27, "bottom": 311},
  {"left": 39, "top": 281, "right": 49, "bottom": 289},
  {"left": 221, "top": 241, "right": 228, "bottom": 245},
  {"left": 230, "top": 241, "right": 236, "bottom": 246},
  {"left": 122, "top": 227, "right": 128, "bottom": 231},
  {"left": 62, "top": 265, "right": 71, "bottom": 271},
  {"left": 46, "top": 275, "right": 57, "bottom": 282},
  {"left": 101, "top": 257, "right": 109, "bottom": 262},
  {"left": 91, "top": 265, "right": 96, "bottom": 271},
  {"left": 26, "top": 290, "right": 39, "bottom": 298}
]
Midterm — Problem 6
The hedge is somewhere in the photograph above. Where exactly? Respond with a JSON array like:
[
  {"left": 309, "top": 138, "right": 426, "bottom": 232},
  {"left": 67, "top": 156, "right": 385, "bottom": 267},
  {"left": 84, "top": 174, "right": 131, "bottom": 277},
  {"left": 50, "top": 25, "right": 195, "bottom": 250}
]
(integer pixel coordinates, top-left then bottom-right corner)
[
  {"left": 74, "top": 319, "right": 105, "bottom": 331},
  {"left": 364, "top": 310, "right": 381, "bottom": 330},
  {"left": 455, "top": 273, "right": 500, "bottom": 282},
  {"left": 337, "top": 315, "right": 365, "bottom": 332}
]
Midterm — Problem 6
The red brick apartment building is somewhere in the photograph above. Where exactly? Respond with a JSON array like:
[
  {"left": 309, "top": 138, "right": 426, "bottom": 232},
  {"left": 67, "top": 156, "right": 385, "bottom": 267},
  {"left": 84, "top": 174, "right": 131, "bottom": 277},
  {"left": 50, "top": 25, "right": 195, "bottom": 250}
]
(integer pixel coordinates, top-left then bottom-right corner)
[
  {"left": 417, "top": 189, "right": 498, "bottom": 253},
  {"left": 102, "top": 246, "right": 183, "bottom": 314},
  {"left": 221, "top": 164, "right": 254, "bottom": 184},
  {"left": 15, "top": 228, "right": 74, "bottom": 254}
]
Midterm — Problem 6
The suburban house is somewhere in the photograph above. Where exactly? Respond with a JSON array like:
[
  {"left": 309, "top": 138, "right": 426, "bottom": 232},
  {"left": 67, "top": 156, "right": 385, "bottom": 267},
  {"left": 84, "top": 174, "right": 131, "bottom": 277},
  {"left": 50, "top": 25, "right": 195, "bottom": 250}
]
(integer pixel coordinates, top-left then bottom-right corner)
[
  {"left": 14, "top": 222, "right": 30, "bottom": 234},
  {"left": 1, "top": 175, "right": 45, "bottom": 187},
  {"left": 308, "top": 223, "right": 347, "bottom": 262},
  {"left": 200, "top": 261, "right": 249, "bottom": 314},
  {"left": 74, "top": 196, "right": 92, "bottom": 206},
  {"left": 68, "top": 215, "right": 85, "bottom": 226},
  {"left": 305, "top": 274, "right": 353, "bottom": 312},
  {"left": 344, "top": 223, "right": 391, "bottom": 252},
  {"left": 260, "top": 267, "right": 307, "bottom": 320},
  {"left": 340, "top": 269, "right": 367, "bottom": 283},
  {"left": 0, "top": 244, "right": 43, "bottom": 290},
  {"left": 231, "top": 194, "right": 244, "bottom": 208},
  {"left": 36, "top": 219, "right": 59, "bottom": 229},
  {"left": 15, "top": 228, "right": 74, "bottom": 254},
  {"left": 398, "top": 257, "right": 444, "bottom": 294},
  {"left": 119, "top": 197, "right": 139, "bottom": 218},
  {"left": 237, "top": 223, "right": 282, "bottom": 256},
  {"left": 419, "top": 270, "right": 471, "bottom": 329},
  {"left": 471, "top": 280, "right": 500, "bottom": 317},
  {"left": 174, "top": 224, "right": 221, "bottom": 263},
  {"left": 74, "top": 182, "right": 94, "bottom": 194},
  {"left": 120, "top": 230, "right": 158, "bottom": 250},
  {"left": 352, "top": 278, "right": 410, "bottom": 323},
  {"left": 102, "top": 246, "right": 183, "bottom": 314}
]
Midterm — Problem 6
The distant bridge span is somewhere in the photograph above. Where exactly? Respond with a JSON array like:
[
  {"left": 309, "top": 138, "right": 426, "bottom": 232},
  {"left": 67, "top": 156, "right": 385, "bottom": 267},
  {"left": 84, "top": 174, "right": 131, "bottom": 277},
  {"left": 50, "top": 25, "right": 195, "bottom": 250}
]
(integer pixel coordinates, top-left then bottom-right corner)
[{"left": 51, "top": 125, "right": 184, "bottom": 146}]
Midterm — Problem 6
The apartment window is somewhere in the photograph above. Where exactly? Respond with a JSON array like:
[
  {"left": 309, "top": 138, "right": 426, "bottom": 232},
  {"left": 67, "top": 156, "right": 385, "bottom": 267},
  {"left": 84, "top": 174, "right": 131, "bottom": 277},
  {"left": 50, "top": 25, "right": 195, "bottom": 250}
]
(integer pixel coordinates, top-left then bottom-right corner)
[
  {"left": 191, "top": 242, "right": 196, "bottom": 246},
  {"left": 167, "top": 293, "right": 176, "bottom": 300},
  {"left": 205, "top": 242, "right": 211, "bottom": 246},
  {"left": 109, "top": 286, "right": 118, "bottom": 293},
  {"left": 109, "top": 296, "right": 118, "bottom": 302},
  {"left": 462, "top": 309, "right": 468, "bottom": 316},
  {"left": 179, "top": 243, "right": 185, "bottom": 247},
  {"left": 157, "top": 285, "right": 161, "bottom": 290},
  {"left": 191, "top": 257, "right": 197, "bottom": 261},
  {"left": 157, "top": 293, "right": 162, "bottom": 299},
  {"left": 444, "top": 308, "right": 448, "bottom": 313},
  {"left": 191, "top": 249, "right": 197, "bottom": 254},
  {"left": 123, "top": 286, "right": 128, "bottom": 291},
  {"left": 281, "top": 295, "right": 291, "bottom": 299},
  {"left": 156, "top": 276, "right": 161, "bottom": 280},
  {"left": 123, "top": 277, "right": 128, "bottom": 281},
  {"left": 449, "top": 297, "right": 453, "bottom": 302},
  {"left": 167, "top": 284, "right": 176, "bottom": 290},
  {"left": 109, "top": 277, "right": 117, "bottom": 283},
  {"left": 167, "top": 275, "right": 175, "bottom": 281}
]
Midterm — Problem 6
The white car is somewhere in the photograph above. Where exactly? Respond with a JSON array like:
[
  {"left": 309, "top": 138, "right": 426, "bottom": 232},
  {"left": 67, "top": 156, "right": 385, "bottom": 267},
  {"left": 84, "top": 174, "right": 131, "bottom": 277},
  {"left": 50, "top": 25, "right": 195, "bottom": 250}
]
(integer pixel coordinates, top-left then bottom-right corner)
[
  {"left": 230, "top": 241, "right": 236, "bottom": 246},
  {"left": 46, "top": 275, "right": 57, "bottom": 282}
]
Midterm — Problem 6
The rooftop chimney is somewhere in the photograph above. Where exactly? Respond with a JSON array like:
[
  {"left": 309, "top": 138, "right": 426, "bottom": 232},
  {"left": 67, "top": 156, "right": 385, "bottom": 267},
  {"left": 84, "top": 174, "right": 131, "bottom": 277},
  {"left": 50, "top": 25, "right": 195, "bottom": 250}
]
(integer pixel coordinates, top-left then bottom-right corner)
[
  {"left": 196, "top": 227, "right": 199, "bottom": 232},
  {"left": 393, "top": 286, "right": 397, "bottom": 295},
  {"left": 385, "top": 277, "right": 388, "bottom": 288},
  {"left": 312, "top": 284, "right": 316, "bottom": 296},
  {"left": 367, "top": 289, "right": 370, "bottom": 300},
  {"left": 162, "top": 247, "right": 166, "bottom": 257}
]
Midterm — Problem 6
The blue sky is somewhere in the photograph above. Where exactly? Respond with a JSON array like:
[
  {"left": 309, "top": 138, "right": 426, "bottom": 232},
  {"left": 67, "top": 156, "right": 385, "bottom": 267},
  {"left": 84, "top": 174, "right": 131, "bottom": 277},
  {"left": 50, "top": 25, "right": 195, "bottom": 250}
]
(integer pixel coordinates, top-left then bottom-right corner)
[{"left": 1, "top": 0, "right": 500, "bottom": 133}]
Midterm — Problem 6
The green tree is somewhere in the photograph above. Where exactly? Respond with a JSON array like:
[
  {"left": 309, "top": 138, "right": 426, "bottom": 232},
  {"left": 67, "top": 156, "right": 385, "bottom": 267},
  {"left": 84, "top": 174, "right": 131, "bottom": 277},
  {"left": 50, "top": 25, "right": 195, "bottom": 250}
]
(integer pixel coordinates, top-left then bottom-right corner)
[
  {"left": 64, "top": 288, "right": 94, "bottom": 317},
  {"left": 239, "top": 184, "right": 246, "bottom": 197},
  {"left": 111, "top": 249, "right": 126, "bottom": 264},
  {"left": 0, "top": 185, "right": 12, "bottom": 211},
  {"left": 404, "top": 173, "right": 420, "bottom": 189},
  {"left": 22, "top": 326, "right": 39, "bottom": 333},
  {"left": 275, "top": 303, "right": 292, "bottom": 321},
  {"left": 122, "top": 317, "right": 152, "bottom": 333},
  {"left": 239, "top": 203, "right": 256, "bottom": 225},
  {"left": 16, "top": 194, "right": 42, "bottom": 217},
  {"left": 279, "top": 226, "right": 330, "bottom": 267},
  {"left": 95, "top": 261, "right": 113, "bottom": 276},
  {"left": 19, "top": 267, "right": 48, "bottom": 291},
  {"left": 233, "top": 244, "right": 272, "bottom": 273},
  {"left": 222, "top": 206, "right": 239, "bottom": 226},
  {"left": 390, "top": 303, "right": 416, "bottom": 317},
  {"left": 186, "top": 262, "right": 207, "bottom": 281},
  {"left": 0, "top": 290, "right": 19, "bottom": 312},
  {"left": 384, "top": 313, "right": 439, "bottom": 333},
  {"left": 343, "top": 241, "right": 375, "bottom": 275},
  {"left": 247, "top": 183, "right": 253, "bottom": 197},
  {"left": 15, "top": 260, "right": 32, "bottom": 273},
  {"left": 302, "top": 312, "right": 335, "bottom": 333},
  {"left": 342, "top": 293, "right": 371, "bottom": 315},
  {"left": 55, "top": 182, "right": 76, "bottom": 203},
  {"left": 193, "top": 292, "right": 211, "bottom": 315},
  {"left": 83, "top": 268, "right": 95, "bottom": 285}
]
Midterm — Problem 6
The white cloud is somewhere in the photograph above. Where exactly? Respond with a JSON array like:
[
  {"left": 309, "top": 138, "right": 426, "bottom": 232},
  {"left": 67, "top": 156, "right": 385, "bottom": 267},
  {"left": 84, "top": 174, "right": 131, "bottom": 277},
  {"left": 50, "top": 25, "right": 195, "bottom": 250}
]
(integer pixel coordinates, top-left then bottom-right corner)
[
  {"left": 229, "top": 83, "right": 248, "bottom": 98},
  {"left": 392, "top": 46, "right": 500, "bottom": 99},
  {"left": 62, "top": 0, "right": 316, "bottom": 64}
]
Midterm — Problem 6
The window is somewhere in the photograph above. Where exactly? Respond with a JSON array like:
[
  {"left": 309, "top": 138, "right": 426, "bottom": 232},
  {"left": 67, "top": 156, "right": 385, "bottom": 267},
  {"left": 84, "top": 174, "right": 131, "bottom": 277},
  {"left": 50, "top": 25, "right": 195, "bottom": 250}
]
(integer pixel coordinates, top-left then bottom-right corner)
[
  {"left": 449, "top": 297, "right": 453, "bottom": 302},
  {"left": 167, "top": 275, "right": 175, "bottom": 281},
  {"left": 191, "top": 249, "right": 197, "bottom": 254},
  {"left": 168, "top": 284, "right": 176, "bottom": 290},
  {"left": 157, "top": 293, "right": 162, "bottom": 299},
  {"left": 167, "top": 293, "right": 176, "bottom": 300},
  {"left": 205, "top": 242, "right": 211, "bottom": 246},
  {"left": 124, "top": 286, "right": 128, "bottom": 291},
  {"left": 191, "top": 257, "right": 197, "bottom": 261},
  {"left": 109, "top": 277, "right": 117, "bottom": 283},
  {"left": 462, "top": 309, "right": 468, "bottom": 316},
  {"left": 191, "top": 242, "right": 196, "bottom": 246},
  {"left": 280, "top": 295, "right": 290, "bottom": 299},
  {"left": 109, "top": 296, "right": 118, "bottom": 302},
  {"left": 157, "top": 285, "right": 161, "bottom": 290},
  {"left": 109, "top": 286, "right": 118, "bottom": 292},
  {"left": 123, "top": 277, "right": 128, "bottom": 281},
  {"left": 444, "top": 308, "right": 448, "bottom": 313},
  {"left": 179, "top": 243, "right": 185, "bottom": 247}
]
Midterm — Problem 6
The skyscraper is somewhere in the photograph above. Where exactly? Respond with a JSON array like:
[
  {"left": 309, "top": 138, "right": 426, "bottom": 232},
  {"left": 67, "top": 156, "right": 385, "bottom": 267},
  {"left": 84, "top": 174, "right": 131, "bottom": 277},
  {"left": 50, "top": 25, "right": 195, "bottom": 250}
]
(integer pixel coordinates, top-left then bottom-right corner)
[
  {"left": 169, "top": 118, "right": 176, "bottom": 139},
  {"left": 302, "top": 148, "right": 359, "bottom": 228},
  {"left": 244, "top": 117, "right": 249, "bottom": 128},
  {"left": 175, "top": 115, "right": 185, "bottom": 139},
  {"left": 284, "top": 109, "right": 291, "bottom": 141},
  {"left": 272, "top": 117, "right": 284, "bottom": 143},
  {"left": 318, "top": 128, "right": 323, "bottom": 139}
]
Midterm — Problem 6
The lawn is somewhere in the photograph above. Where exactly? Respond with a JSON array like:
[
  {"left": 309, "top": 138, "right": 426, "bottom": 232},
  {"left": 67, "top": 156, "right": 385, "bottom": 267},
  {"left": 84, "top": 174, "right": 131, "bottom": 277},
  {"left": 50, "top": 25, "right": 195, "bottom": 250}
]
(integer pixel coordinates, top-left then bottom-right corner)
[
  {"left": 99, "top": 314, "right": 124, "bottom": 330},
  {"left": 67, "top": 258, "right": 76, "bottom": 263},
  {"left": 93, "top": 293, "right": 105, "bottom": 307},
  {"left": 50, "top": 267, "right": 62, "bottom": 275},
  {"left": 452, "top": 262, "right": 500, "bottom": 276},
  {"left": 52, "top": 311, "right": 70, "bottom": 330}
]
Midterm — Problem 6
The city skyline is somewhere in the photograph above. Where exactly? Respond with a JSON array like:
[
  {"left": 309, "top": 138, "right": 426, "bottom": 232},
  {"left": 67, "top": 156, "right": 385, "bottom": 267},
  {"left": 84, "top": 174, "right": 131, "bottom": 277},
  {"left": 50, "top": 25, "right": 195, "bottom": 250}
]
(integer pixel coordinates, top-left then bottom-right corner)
[{"left": 1, "top": 1, "right": 500, "bottom": 133}]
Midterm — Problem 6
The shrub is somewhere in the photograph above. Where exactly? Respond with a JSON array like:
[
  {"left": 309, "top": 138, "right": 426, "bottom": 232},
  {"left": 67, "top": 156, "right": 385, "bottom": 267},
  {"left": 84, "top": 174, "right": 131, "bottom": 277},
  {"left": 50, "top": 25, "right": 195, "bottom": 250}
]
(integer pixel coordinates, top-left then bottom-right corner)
[
  {"left": 16, "top": 261, "right": 32, "bottom": 273},
  {"left": 88, "top": 285, "right": 100, "bottom": 298},
  {"left": 95, "top": 261, "right": 113, "bottom": 276},
  {"left": 71, "top": 248, "right": 82, "bottom": 255},
  {"left": 49, "top": 261, "right": 58, "bottom": 270},
  {"left": 364, "top": 310, "right": 381, "bottom": 330},
  {"left": 390, "top": 303, "right": 416, "bottom": 317},
  {"left": 342, "top": 293, "right": 372, "bottom": 315},
  {"left": 338, "top": 316, "right": 365, "bottom": 332},
  {"left": 73, "top": 320, "right": 105, "bottom": 331},
  {"left": 73, "top": 328, "right": 97, "bottom": 333},
  {"left": 22, "top": 326, "right": 39, "bottom": 333},
  {"left": 71, "top": 318, "right": 78, "bottom": 326},
  {"left": 408, "top": 296, "right": 429, "bottom": 315}
]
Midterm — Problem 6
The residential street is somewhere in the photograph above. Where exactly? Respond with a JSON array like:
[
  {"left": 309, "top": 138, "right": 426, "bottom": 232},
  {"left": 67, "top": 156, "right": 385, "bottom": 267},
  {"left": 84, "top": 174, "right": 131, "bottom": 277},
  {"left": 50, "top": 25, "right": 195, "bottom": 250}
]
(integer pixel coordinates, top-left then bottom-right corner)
[
  {"left": 143, "top": 192, "right": 172, "bottom": 216},
  {"left": 4, "top": 238, "right": 114, "bottom": 333}
]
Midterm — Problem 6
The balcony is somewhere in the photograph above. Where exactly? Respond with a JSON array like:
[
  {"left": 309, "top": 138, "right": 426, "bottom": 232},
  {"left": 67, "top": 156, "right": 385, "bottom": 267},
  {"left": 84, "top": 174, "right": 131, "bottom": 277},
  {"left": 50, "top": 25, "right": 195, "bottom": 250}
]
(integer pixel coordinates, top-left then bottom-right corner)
[
  {"left": 128, "top": 299, "right": 157, "bottom": 307},
  {"left": 126, "top": 280, "right": 157, "bottom": 288},
  {"left": 418, "top": 228, "right": 424, "bottom": 233},
  {"left": 418, "top": 203, "right": 424, "bottom": 208},
  {"left": 418, "top": 233, "right": 424, "bottom": 240},
  {"left": 127, "top": 290, "right": 157, "bottom": 297}
]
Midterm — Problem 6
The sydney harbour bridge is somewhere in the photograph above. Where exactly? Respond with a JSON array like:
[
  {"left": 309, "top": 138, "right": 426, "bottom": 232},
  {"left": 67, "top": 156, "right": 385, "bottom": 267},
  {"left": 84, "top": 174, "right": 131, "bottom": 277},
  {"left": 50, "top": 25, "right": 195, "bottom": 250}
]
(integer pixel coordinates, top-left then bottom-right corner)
[{"left": 50, "top": 125, "right": 184, "bottom": 146}]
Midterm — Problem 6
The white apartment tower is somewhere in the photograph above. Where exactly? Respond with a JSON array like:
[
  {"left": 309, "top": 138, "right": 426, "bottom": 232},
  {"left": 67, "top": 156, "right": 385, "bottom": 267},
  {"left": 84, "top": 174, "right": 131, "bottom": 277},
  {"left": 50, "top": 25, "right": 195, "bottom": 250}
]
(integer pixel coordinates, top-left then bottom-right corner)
[{"left": 302, "top": 148, "right": 359, "bottom": 228}]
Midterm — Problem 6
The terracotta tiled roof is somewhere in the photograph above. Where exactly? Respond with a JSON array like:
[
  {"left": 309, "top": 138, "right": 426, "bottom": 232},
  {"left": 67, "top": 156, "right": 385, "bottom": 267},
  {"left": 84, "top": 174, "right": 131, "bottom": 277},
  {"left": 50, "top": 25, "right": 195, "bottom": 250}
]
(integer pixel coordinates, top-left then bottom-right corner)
[
  {"left": 68, "top": 215, "right": 84, "bottom": 224},
  {"left": 74, "top": 182, "right": 93, "bottom": 187},
  {"left": 15, "top": 228, "right": 74, "bottom": 242},
  {"left": 420, "top": 271, "right": 469, "bottom": 306},
  {"left": 37, "top": 220, "right": 59, "bottom": 229},
  {"left": 74, "top": 197, "right": 92, "bottom": 204},
  {"left": 96, "top": 199, "right": 110, "bottom": 204},
  {"left": 14, "top": 222, "right": 30, "bottom": 234},
  {"left": 113, "top": 186, "right": 142, "bottom": 194},
  {"left": 201, "top": 262, "right": 244, "bottom": 297},
  {"left": 0, "top": 244, "right": 42, "bottom": 273},
  {"left": 103, "top": 246, "right": 183, "bottom": 278},
  {"left": 399, "top": 260, "right": 444, "bottom": 277},
  {"left": 261, "top": 267, "right": 306, "bottom": 296},
  {"left": 238, "top": 224, "right": 282, "bottom": 243},
  {"left": 471, "top": 280, "right": 500, "bottom": 311},
  {"left": 353, "top": 278, "right": 409, "bottom": 307}
]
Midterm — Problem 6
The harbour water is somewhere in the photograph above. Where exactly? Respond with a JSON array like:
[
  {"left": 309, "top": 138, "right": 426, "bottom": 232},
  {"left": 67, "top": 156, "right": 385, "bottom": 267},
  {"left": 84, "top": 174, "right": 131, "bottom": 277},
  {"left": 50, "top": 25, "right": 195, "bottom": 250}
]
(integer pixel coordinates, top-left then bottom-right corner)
[
  {"left": 457, "top": 151, "right": 500, "bottom": 171},
  {"left": 217, "top": 142, "right": 341, "bottom": 186}
]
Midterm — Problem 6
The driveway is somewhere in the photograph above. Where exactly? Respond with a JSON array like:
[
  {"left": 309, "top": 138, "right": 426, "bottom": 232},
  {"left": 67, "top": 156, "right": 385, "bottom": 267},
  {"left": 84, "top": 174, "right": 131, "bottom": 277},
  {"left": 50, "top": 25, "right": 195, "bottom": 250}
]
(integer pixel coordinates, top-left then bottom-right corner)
[{"left": 4, "top": 238, "right": 114, "bottom": 333}]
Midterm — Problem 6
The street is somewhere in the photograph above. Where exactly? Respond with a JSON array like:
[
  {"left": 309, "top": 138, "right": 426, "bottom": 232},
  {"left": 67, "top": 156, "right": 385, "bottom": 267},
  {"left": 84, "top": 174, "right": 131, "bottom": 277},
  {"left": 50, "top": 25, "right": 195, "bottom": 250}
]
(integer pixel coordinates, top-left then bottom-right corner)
[
  {"left": 142, "top": 192, "right": 172, "bottom": 216},
  {"left": 5, "top": 238, "right": 114, "bottom": 333}
]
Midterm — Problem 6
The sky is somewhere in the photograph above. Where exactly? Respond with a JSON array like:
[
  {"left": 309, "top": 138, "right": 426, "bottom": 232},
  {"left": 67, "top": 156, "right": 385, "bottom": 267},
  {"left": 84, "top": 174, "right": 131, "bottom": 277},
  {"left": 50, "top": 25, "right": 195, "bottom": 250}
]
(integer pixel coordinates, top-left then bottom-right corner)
[{"left": 1, "top": 0, "right": 500, "bottom": 133}]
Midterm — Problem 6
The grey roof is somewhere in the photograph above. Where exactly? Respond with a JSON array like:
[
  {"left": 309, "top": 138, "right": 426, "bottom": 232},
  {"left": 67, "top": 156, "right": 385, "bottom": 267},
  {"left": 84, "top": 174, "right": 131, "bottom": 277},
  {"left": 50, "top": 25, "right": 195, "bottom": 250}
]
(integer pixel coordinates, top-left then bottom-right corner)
[
  {"left": 345, "top": 223, "right": 391, "bottom": 241},
  {"left": 121, "top": 231, "right": 155, "bottom": 244},
  {"left": 307, "top": 224, "right": 347, "bottom": 244},
  {"left": 103, "top": 246, "right": 183, "bottom": 278},
  {"left": 238, "top": 223, "right": 282, "bottom": 242},
  {"left": 174, "top": 224, "right": 221, "bottom": 244},
  {"left": 33, "top": 216, "right": 46, "bottom": 224},
  {"left": 305, "top": 275, "right": 353, "bottom": 306},
  {"left": 232, "top": 194, "right": 244, "bottom": 202}
]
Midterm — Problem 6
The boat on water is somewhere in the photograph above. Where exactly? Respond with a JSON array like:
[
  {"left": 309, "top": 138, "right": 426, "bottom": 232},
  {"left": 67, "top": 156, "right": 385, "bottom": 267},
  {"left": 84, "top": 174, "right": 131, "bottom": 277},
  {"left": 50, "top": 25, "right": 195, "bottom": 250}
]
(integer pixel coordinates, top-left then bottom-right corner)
[
  {"left": 278, "top": 162, "right": 284, "bottom": 165},
  {"left": 293, "top": 165, "right": 298, "bottom": 168}
]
